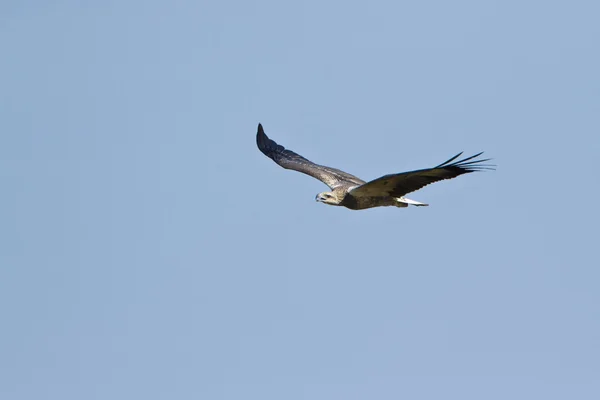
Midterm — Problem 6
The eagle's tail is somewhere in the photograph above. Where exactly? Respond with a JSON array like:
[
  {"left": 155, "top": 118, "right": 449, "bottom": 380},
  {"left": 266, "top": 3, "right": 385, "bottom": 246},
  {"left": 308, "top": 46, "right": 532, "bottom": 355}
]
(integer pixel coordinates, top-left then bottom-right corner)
[{"left": 396, "top": 197, "right": 429, "bottom": 207}]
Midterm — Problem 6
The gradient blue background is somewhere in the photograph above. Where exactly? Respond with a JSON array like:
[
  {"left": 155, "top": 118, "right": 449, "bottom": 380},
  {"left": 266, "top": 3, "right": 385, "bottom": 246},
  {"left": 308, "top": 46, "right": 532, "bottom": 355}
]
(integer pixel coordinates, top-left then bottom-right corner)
[{"left": 2, "top": 1, "right": 599, "bottom": 399}]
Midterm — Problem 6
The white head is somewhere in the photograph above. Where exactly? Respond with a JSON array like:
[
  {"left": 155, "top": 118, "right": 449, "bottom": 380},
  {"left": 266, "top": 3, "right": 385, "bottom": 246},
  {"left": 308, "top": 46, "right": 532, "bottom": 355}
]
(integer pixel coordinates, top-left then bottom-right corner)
[{"left": 315, "top": 191, "right": 340, "bottom": 205}]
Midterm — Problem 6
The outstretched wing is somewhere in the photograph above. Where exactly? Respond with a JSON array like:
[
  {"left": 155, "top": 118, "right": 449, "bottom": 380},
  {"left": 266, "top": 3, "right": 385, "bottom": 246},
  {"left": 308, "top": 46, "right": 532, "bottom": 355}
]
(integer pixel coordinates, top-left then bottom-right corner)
[
  {"left": 256, "top": 123, "right": 365, "bottom": 189},
  {"left": 349, "top": 152, "right": 494, "bottom": 198}
]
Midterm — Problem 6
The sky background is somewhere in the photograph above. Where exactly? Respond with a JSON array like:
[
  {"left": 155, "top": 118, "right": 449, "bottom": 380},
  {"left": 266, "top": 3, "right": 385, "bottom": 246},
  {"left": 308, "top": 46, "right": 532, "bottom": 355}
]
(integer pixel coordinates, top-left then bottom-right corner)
[{"left": 1, "top": 1, "right": 600, "bottom": 399}]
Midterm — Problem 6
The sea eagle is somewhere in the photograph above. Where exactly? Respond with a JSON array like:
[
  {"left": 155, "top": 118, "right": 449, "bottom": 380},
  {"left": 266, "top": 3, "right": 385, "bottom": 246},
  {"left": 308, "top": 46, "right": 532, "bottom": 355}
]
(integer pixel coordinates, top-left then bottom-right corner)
[{"left": 256, "top": 124, "right": 493, "bottom": 210}]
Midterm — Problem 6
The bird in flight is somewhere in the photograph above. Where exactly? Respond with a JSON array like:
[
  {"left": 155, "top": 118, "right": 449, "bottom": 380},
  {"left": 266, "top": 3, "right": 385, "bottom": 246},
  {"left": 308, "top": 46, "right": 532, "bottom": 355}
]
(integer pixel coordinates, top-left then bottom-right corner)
[{"left": 256, "top": 124, "right": 494, "bottom": 210}]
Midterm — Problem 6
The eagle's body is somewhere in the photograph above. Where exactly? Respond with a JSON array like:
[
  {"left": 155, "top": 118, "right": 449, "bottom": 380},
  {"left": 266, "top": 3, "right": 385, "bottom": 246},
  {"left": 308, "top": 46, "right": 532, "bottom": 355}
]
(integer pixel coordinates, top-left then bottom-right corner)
[
  {"left": 256, "top": 124, "right": 493, "bottom": 210},
  {"left": 339, "top": 191, "right": 406, "bottom": 210}
]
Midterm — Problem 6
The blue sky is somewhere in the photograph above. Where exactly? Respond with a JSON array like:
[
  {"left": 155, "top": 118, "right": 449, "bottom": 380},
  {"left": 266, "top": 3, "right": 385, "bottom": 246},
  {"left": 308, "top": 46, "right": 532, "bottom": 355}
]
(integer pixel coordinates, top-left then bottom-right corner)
[{"left": 1, "top": 1, "right": 599, "bottom": 399}]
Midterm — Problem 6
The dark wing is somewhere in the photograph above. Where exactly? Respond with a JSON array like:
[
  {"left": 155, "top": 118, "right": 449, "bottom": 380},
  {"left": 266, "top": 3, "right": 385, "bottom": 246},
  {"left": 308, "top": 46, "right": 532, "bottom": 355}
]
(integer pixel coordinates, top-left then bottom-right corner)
[
  {"left": 256, "top": 123, "right": 365, "bottom": 189},
  {"left": 349, "top": 152, "right": 494, "bottom": 198}
]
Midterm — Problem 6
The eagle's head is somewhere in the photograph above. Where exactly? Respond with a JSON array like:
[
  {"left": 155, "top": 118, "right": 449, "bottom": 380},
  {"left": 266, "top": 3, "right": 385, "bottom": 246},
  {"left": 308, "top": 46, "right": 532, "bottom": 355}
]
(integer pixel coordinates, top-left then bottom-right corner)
[{"left": 316, "top": 191, "right": 341, "bottom": 205}]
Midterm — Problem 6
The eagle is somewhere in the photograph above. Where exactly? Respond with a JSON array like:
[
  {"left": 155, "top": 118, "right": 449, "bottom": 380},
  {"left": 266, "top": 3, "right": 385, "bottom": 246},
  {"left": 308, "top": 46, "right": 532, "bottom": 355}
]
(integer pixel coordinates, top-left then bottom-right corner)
[{"left": 256, "top": 123, "right": 493, "bottom": 210}]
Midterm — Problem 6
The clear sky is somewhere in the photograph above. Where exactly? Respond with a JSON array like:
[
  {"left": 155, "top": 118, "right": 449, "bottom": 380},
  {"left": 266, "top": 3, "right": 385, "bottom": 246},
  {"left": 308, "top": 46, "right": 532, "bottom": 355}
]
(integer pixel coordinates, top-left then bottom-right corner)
[{"left": 2, "top": 1, "right": 599, "bottom": 399}]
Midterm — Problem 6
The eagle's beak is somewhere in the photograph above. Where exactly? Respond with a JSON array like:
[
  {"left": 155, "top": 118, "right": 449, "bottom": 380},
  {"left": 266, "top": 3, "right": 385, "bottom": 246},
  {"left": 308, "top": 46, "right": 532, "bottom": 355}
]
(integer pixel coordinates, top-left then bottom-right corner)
[{"left": 315, "top": 194, "right": 321, "bottom": 202}]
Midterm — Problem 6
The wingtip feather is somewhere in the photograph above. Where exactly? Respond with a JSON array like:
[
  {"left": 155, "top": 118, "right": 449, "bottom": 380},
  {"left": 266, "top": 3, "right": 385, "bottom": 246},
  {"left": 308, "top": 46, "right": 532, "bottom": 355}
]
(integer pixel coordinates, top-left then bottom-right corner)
[
  {"left": 435, "top": 152, "right": 464, "bottom": 168},
  {"left": 256, "top": 123, "right": 268, "bottom": 151},
  {"left": 436, "top": 151, "right": 496, "bottom": 172}
]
